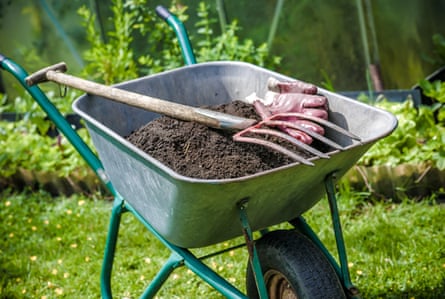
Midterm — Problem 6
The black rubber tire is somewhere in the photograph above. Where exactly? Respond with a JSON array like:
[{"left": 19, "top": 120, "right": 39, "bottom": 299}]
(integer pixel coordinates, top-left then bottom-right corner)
[{"left": 246, "top": 230, "right": 346, "bottom": 299}]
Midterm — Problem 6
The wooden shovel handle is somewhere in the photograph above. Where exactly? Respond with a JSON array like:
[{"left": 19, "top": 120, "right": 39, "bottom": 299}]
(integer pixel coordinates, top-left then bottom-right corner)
[{"left": 25, "top": 62, "right": 257, "bottom": 130}]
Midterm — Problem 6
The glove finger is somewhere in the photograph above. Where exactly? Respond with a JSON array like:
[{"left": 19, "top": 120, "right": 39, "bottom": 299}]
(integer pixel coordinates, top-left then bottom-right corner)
[
  {"left": 280, "top": 126, "right": 313, "bottom": 144},
  {"left": 267, "top": 93, "right": 328, "bottom": 115},
  {"left": 292, "top": 120, "right": 325, "bottom": 135},
  {"left": 268, "top": 78, "right": 318, "bottom": 94},
  {"left": 301, "top": 95, "right": 327, "bottom": 109},
  {"left": 301, "top": 108, "right": 328, "bottom": 120}
]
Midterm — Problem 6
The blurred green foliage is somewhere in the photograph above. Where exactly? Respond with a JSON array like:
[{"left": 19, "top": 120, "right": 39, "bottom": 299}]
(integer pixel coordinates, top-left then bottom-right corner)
[
  {"left": 78, "top": 0, "right": 280, "bottom": 84},
  {"left": 2, "top": 0, "right": 445, "bottom": 93}
]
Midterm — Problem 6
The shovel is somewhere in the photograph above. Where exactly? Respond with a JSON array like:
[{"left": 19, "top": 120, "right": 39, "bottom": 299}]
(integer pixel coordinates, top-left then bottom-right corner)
[{"left": 25, "top": 62, "right": 257, "bottom": 131}]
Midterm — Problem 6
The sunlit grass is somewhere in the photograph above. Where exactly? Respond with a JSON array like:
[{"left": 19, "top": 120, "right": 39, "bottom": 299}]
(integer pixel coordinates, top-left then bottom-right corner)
[
  {"left": 1, "top": 189, "right": 444, "bottom": 298},
  {"left": 303, "top": 192, "right": 445, "bottom": 299},
  {"left": 0, "top": 190, "right": 246, "bottom": 298}
]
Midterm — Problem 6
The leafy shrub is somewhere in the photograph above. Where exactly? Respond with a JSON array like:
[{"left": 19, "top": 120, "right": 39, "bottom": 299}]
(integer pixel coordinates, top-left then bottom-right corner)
[
  {"left": 418, "top": 79, "right": 445, "bottom": 124},
  {"left": 79, "top": 0, "right": 280, "bottom": 84},
  {"left": 359, "top": 98, "right": 445, "bottom": 170},
  {"left": 193, "top": 2, "right": 279, "bottom": 67},
  {"left": 0, "top": 120, "right": 92, "bottom": 177}
]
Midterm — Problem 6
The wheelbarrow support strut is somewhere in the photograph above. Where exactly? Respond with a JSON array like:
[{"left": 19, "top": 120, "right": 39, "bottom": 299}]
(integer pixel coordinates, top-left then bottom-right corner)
[
  {"left": 105, "top": 196, "right": 249, "bottom": 299},
  {"left": 238, "top": 199, "right": 269, "bottom": 298}
]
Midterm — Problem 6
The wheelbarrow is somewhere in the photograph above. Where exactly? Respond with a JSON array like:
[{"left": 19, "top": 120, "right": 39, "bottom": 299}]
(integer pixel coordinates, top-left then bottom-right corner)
[
  {"left": 0, "top": 9, "right": 397, "bottom": 299},
  {"left": 1, "top": 55, "right": 397, "bottom": 298}
]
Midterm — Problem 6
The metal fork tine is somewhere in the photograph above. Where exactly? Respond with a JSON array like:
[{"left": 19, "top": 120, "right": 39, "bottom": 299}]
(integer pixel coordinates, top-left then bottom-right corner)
[
  {"left": 231, "top": 109, "right": 362, "bottom": 163},
  {"left": 268, "top": 113, "right": 362, "bottom": 141},
  {"left": 246, "top": 127, "right": 330, "bottom": 159},
  {"left": 263, "top": 120, "right": 345, "bottom": 150},
  {"left": 233, "top": 134, "right": 314, "bottom": 165}
]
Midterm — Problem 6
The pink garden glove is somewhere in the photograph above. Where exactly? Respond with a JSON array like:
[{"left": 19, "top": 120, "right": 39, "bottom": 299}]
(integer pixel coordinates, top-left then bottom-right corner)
[{"left": 245, "top": 78, "right": 329, "bottom": 144}]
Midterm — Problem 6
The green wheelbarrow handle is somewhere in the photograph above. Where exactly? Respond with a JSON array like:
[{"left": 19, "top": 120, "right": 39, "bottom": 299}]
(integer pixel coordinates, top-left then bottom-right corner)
[{"left": 155, "top": 5, "right": 197, "bottom": 65}]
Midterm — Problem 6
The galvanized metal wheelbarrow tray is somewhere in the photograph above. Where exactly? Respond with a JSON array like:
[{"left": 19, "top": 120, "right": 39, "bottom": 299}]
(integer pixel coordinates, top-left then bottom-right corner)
[
  {"left": 72, "top": 60, "right": 396, "bottom": 249},
  {"left": 2, "top": 55, "right": 397, "bottom": 299}
]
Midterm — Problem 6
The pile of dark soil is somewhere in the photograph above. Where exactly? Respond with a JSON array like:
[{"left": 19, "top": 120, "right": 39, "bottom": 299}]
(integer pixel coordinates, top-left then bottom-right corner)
[{"left": 126, "top": 101, "right": 300, "bottom": 179}]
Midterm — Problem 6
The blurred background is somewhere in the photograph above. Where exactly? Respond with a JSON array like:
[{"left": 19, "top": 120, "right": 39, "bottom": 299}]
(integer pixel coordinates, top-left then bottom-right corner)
[{"left": 1, "top": 0, "right": 445, "bottom": 95}]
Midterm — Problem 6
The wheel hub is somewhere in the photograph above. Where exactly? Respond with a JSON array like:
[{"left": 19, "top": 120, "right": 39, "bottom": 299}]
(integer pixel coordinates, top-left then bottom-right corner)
[{"left": 264, "top": 269, "right": 298, "bottom": 299}]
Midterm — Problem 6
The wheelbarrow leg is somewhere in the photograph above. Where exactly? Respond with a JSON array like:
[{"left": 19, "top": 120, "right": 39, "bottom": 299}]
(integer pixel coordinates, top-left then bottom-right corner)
[
  {"left": 101, "top": 194, "right": 127, "bottom": 299},
  {"left": 238, "top": 199, "right": 269, "bottom": 299},
  {"left": 123, "top": 201, "right": 248, "bottom": 299},
  {"left": 324, "top": 173, "right": 361, "bottom": 298},
  {"left": 139, "top": 252, "right": 183, "bottom": 299}
]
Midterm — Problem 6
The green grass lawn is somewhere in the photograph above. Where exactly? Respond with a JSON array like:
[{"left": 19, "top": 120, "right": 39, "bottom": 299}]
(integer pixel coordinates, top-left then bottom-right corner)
[{"left": 1, "top": 189, "right": 444, "bottom": 298}]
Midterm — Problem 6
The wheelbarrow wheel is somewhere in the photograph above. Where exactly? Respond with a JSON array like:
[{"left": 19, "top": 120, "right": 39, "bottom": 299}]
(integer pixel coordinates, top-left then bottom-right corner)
[{"left": 246, "top": 230, "right": 346, "bottom": 299}]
